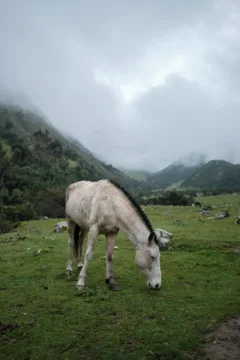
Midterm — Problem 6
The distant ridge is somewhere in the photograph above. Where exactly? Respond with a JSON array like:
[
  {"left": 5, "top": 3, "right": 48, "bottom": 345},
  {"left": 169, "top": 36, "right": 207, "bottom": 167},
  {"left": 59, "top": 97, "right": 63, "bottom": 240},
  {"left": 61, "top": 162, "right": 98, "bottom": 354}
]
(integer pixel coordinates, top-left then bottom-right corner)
[
  {"left": 181, "top": 159, "right": 240, "bottom": 189},
  {"left": 147, "top": 161, "right": 204, "bottom": 189}
]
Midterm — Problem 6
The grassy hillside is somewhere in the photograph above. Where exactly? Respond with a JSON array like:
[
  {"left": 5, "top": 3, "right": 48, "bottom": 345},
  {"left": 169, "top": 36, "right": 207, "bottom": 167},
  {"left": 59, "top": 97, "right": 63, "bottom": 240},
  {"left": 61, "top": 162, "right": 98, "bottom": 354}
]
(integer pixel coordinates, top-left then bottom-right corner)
[
  {"left": 121, "top": 169, "right": 151, "bottom": 182},
  {"left": 1, "top": 194, "right": 240, "bottom": 359},
  {"left": 181, "top": 160, "right": 240, "bottom": 190},
  {"left": 0, "top": 104, "right": 141, "bottom": 230}
]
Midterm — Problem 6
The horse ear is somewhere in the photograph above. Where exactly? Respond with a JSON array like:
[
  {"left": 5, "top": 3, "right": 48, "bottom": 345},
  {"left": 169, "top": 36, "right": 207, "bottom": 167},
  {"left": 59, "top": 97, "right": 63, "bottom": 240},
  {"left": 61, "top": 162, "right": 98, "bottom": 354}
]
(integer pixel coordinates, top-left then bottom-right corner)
[{"left": 148, "top": 231, "right": 156, "bottom": 243}]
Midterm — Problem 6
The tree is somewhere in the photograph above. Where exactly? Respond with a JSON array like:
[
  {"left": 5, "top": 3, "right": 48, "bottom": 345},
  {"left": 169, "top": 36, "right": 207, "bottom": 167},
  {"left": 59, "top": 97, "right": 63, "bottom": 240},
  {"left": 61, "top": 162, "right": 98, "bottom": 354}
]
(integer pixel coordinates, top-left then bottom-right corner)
[{"left": 0, "top": 143, "right": 12, "bottom": 191}]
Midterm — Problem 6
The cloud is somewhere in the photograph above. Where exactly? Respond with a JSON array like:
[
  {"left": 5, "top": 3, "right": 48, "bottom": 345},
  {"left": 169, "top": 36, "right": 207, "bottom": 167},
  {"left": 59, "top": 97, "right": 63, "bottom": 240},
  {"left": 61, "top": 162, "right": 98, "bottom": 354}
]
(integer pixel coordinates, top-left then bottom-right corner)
[{"left": 0, "top": 0, "right": 240, "bottom": 171}]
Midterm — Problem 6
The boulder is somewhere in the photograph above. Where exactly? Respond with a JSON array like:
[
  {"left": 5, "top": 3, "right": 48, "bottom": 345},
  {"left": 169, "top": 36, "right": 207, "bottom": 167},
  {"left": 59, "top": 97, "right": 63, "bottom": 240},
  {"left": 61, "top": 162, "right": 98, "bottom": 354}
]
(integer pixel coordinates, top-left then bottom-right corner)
[
  {"left": 154, "top": 228, "right": 173, "bottom": 251},
  {"left": 54, "top": 221, "right": 68, "bottom": 232}
]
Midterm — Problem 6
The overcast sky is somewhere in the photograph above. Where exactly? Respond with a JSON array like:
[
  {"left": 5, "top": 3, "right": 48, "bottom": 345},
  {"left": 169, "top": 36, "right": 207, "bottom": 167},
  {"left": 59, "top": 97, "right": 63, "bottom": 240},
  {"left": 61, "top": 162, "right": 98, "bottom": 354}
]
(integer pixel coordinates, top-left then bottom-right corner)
[{"left": 1, "top": 0, "right": 240, "bottom": 171}]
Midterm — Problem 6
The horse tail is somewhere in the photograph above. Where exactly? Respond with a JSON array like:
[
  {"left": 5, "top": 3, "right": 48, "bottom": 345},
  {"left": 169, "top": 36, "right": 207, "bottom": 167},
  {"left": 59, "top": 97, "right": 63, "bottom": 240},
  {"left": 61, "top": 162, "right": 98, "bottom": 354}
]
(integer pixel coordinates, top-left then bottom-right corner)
[
  {"left": 65, "top": 184, "right": 72, "bottom": 206},
  {"left": 73, "top": 224, "right": 81, "bottom": 258}
]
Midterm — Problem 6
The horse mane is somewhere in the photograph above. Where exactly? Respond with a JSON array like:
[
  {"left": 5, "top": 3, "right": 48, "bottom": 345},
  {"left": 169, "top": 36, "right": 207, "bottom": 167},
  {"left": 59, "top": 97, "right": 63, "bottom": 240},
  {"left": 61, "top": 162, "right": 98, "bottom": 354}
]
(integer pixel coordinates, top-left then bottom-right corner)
[{"left": 108, "top": 179, "right": 154, "bottom": 233}]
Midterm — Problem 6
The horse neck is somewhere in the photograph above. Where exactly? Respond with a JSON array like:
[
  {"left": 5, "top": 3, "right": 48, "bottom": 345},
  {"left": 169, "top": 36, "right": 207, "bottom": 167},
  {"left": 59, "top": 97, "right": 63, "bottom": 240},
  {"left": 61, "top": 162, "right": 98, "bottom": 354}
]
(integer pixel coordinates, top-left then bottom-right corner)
[{"left": 116, "top": 204, "right": 150, "bottom": 248}]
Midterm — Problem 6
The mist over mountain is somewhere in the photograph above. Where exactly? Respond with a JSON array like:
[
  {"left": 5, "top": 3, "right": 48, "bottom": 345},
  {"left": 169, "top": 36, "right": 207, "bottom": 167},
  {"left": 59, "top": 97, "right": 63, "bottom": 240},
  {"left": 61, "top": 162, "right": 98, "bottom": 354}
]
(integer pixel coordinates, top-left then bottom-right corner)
[
  {"left": 0, "top": 101, "right": 141, "bottom": 201},
  {"left": 1, "top": 87, "right": 240, "bottom": 195},
  {"left": 1, "top": 1, "right": 240, "bottom": 171},
  {"left": 1, "top": 85, "right": 239, "bottom": 172},
  {"left": 0, "top": 87, "right": 50, "bottom": 122},
  {"left": 173, "top": 152, "right": 207, "bottom": 167}
]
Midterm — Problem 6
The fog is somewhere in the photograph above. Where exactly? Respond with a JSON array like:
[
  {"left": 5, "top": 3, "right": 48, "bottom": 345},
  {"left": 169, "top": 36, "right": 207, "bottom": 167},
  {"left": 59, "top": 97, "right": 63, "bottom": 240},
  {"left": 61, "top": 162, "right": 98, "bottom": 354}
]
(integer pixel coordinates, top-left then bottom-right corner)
[{"left": 1, "top": 1, "right": 240, "bottom": 171}]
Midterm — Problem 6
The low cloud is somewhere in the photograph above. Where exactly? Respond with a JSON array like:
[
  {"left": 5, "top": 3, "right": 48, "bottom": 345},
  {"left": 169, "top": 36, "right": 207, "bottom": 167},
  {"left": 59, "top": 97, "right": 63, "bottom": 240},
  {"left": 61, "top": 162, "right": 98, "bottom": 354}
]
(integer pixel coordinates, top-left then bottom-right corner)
[{"left": 1, "top": 0, "right": 240, "bottom": 171}]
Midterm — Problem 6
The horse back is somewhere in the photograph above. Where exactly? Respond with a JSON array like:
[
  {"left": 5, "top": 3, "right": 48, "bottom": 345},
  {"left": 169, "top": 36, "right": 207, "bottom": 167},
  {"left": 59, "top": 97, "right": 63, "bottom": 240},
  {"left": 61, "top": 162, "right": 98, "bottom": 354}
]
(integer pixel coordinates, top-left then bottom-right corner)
[{"left": 65, "top": 180, "right": 119, "bottom": 232}]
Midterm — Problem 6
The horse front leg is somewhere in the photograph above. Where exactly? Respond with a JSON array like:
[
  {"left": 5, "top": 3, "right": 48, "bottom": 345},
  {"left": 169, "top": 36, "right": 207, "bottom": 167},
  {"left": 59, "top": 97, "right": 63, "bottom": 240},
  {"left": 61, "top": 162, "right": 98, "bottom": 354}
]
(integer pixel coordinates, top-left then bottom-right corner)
[
  {"left": 76, "top": 226, "right": 98, "bottom": 291},
  {"left": 105, "top": 231, "right": 120, "bottom": 291},
  {"left": 66, "top": 218, "right": 76, "bottom": 276}
]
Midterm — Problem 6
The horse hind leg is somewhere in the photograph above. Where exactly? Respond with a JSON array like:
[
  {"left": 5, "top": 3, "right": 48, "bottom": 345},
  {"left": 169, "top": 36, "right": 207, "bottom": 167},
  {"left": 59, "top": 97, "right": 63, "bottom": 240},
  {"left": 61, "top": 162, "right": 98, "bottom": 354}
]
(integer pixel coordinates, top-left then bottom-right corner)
[
  {"left": 77, "top": 229, "right": 87, "bottom": 270},
  {"left": 105, "top": 231, "right": 120, "bottom": 291},
  {"left": 66, "top": 218, "right": 77, "bottom": 276},
  {"left": 76, "top": 225, "right": 99, "bottom": 291}
]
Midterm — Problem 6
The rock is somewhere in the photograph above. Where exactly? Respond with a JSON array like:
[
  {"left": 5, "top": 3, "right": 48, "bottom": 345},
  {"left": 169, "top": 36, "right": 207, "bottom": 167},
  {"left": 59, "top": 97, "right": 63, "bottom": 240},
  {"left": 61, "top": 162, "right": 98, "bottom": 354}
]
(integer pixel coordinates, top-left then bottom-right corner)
[
  {"left": 54, "top": 221, "right": 68, "bottom": 232},
  {"left": 154, "top": 228, "right": 173, "bottom": 251},
  {"left": 215, "top": 211, "right": 230, "bottom": 219},
  {"left": 155, "top": 228, "right": 173, "bottom": 239},
  {"left": 215, "top": 213, "right": 226, "bottom": 219},
  {"left": 200, "top": 210, "right": 212, "bottom": 215}
]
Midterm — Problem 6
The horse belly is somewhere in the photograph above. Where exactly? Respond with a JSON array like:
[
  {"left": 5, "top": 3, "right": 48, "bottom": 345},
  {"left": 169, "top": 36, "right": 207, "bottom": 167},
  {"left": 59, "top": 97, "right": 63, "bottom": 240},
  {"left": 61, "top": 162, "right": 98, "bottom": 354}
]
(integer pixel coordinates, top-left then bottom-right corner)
[
  {"left": 66, "top": 192, "right": 92, "bottom": 228},
  {"left": 98, "top": 218, "right": 119, "bottom": 235},
  {"left": 92, "top": 200, "right": 118, "bottom": 234}
]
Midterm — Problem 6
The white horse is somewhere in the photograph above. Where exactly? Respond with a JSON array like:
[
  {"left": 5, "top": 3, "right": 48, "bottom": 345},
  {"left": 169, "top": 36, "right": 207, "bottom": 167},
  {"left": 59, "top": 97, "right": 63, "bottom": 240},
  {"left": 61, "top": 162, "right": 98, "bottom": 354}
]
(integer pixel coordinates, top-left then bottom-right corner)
[{"left": 65, "top": 179, "right": 172, "bottom": 291}]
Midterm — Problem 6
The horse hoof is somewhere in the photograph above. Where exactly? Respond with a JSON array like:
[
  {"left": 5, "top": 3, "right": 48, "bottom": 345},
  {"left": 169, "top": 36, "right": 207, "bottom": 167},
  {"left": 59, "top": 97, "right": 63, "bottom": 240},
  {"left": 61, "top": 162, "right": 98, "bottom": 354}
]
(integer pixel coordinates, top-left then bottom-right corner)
[
  {"left": 105, "top": 278, "right": 120, "bottom": 291},
  {"left": 76, "top": 284, "right": 85, "bottom": 291},
  {"left": 66, "top": 270, "right": 72, "bottom": 276},
  {"left": 77, "top": 265, "right": 83, "bottom": 271},
  {"left": 109, "top": 283, "right": 120, "bottom": 291}
]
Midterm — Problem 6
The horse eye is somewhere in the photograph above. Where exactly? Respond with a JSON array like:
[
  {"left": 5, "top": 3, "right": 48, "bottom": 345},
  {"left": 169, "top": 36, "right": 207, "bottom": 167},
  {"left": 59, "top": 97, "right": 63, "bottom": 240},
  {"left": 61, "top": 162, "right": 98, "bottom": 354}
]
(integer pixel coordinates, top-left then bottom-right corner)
[{"left": 151, "top": 256, "right": 155, "bottom": 261}]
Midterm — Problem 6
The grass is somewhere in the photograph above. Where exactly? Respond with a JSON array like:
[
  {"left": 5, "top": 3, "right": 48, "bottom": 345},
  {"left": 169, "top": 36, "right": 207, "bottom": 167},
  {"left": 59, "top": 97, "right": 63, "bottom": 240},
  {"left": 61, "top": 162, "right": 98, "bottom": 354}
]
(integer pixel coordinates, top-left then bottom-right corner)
[
  {"left": 122, "top": 170, "right": 148, "bottom": 182},
  {"left": 1, "top": 194, "right": 240, "bottom": 360}
]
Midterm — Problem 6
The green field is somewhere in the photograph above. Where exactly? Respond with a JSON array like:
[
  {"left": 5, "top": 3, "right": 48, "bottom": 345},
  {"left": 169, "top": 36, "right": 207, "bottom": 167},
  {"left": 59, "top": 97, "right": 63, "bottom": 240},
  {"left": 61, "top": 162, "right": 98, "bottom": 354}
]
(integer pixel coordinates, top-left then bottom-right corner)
[{"left": 1, "top": 195, "right": 240, "bottom": 359}]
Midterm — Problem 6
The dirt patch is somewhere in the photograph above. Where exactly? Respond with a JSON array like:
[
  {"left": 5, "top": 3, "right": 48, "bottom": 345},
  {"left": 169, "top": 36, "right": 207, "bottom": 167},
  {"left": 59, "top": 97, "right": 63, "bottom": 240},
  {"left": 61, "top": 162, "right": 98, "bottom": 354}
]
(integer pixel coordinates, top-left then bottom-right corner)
[
  {"left": 204, "top": 317, "right": 240, "bottom": 360},
  {"left": 0, "top": 323, "right": 19, "bottom": 334},
  {"left": 177, "top": 282, "right": 195, "bottom": 288}
]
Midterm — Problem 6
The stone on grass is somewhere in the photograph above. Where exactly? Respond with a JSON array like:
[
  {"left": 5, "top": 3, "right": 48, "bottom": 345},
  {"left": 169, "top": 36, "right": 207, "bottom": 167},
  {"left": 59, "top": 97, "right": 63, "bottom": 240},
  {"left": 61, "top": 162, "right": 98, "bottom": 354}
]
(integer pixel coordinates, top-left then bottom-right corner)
[{"left": 54, "top": 221, "right": 68, "bottom": 232}]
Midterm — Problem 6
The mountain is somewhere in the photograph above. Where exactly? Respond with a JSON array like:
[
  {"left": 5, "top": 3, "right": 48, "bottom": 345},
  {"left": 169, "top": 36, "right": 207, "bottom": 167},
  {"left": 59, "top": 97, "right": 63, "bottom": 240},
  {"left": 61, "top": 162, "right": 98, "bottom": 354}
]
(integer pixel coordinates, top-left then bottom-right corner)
[
  {"left": 119, "top": 168, "right": 152, "bottom": 182},
  {"left": 146, "top": 155, "right": 240, "bottom": 191},
  {"left": 0, "top": 87, "right": 49, "bottom": 121},
  {"left": 181, "top": 160, "right": 240, "bottom": 190},
  {"left": 0, "top": 104, "right": 141, "bottom": 186},
  {"left": 0, "top": 104, "right": 142, "bottom": 229},
  {"left": 147, "top": 161, "right": 204, "bottom": 190},
  {"left": 144, "top": 152, "right": 207, "bottom": 190},
  {"left": 65, "top": 135, "right": 93, "bottom": 156}
]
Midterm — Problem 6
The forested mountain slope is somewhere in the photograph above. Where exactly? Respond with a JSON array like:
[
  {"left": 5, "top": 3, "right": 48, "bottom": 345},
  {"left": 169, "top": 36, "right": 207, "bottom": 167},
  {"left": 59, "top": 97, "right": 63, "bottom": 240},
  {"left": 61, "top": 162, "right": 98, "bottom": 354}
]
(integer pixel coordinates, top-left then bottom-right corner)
[
  {"left": 0, "top": 105, "right": 141, "bottom": 230},
  {"left": 181, "top": 160, "right": 240, "bottom": 190}
]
